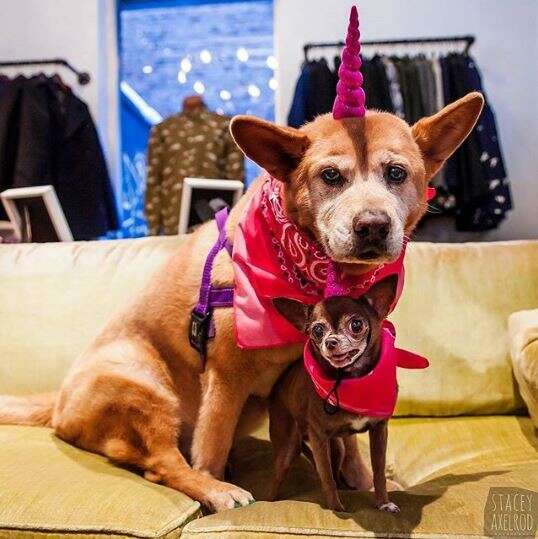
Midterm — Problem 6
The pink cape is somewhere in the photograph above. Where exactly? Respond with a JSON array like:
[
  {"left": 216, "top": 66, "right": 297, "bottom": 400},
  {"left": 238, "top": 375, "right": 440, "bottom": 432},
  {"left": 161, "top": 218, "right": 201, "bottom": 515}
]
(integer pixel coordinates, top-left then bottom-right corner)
[{"left": 304, "top": 321, "right": 429, "bottom": 417}]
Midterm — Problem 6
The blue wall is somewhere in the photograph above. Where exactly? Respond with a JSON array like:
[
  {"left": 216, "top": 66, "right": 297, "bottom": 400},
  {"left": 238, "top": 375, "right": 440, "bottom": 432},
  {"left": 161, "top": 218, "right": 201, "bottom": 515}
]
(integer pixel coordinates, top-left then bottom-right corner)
[{"left": 114, "top": 0, "right": 274, "bottom": 237}]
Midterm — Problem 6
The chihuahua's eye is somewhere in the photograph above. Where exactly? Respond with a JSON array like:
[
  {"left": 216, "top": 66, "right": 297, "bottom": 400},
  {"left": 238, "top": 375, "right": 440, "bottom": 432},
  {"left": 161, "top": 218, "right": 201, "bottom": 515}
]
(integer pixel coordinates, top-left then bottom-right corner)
[
  {"left": 349, "top": 318, "right": 364, "bottom": 334},
  {"left": 311, "top": 323, "right": 325, "bottom": 339},
  {"left": 321, "top": 167, "right": 343, "bottom": 185},
  {"left": 385, "top": 165, "right": 407, "bottom": 184}
]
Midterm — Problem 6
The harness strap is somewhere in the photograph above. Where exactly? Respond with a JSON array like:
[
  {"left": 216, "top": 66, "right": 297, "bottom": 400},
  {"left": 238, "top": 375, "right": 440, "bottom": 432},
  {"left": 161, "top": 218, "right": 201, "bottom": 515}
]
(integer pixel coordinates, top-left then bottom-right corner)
[
  {"left": 194, "top": 208, "right": 230, "bottom": 316},
  {"left": 189, "top": 207, "right": 234, "bottom": 368}
]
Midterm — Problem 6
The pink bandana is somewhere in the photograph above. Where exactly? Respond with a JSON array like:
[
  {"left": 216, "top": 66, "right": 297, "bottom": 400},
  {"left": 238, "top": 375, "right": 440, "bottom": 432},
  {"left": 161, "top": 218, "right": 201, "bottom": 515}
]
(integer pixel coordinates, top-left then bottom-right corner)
[{"left": 232, "top": 176, "right": 414, "bottom": 349}]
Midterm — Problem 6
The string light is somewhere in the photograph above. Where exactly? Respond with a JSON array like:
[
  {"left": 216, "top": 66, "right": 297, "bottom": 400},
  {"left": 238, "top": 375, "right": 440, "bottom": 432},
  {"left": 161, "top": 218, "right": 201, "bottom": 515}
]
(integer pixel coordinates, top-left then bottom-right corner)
[
  {"left": 248, "top": 84, "right": 261, "bottom": 98},
  {"left": 142, "top": 65, "right": 153, "bottom": 74},
  {"left": 193, "top": 81, "right": 205, "bottom": 94},
  {"left": 236, "top": 47, "right": 249, "bottom": 62},
  {"left": 220, "top": 89, "right": 232, "bottom": 101},
  {"left": 268, "top": 77, "right": 278, "bottom": 91},
  {"left": 266, "top": 55, "right": 278, "bottom": 70},
  {"left": 177, "top": 71, "right": 187, "bottom": 84},
  {"left": 200, "top": 49, "right": 212, "bottom": 63},
  {"left": 180, "top": 57, "right": 192, "bottom": 73}
]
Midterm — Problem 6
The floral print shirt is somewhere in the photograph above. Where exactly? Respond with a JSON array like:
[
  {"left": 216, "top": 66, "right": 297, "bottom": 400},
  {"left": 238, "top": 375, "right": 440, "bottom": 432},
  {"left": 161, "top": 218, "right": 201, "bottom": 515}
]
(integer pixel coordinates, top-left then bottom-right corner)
[{"left": 145, "top": 106, "right": 244, "bottom": 235}]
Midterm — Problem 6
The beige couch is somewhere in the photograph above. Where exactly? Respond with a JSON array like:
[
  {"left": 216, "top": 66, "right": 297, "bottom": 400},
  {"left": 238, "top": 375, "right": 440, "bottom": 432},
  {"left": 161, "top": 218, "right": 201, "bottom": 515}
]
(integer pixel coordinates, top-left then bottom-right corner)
[{"left": 0, "top": 237, "right": 537, "bottom": 538}]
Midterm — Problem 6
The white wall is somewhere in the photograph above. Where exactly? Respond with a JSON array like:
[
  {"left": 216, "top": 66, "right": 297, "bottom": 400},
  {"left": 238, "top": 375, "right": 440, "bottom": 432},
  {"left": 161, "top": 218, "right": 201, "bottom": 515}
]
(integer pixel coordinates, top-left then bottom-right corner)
[
  {"left": 275, "top": 0, "right": 538, "bottom": 240},
  {"left": 1, "top": 0, "right": 120, "bottom": 195}
]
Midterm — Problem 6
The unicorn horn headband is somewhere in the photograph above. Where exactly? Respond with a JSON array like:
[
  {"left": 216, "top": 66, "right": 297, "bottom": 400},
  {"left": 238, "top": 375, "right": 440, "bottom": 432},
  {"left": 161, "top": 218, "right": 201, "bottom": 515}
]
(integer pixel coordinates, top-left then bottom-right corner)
[{"left": 332, "top": 5, "right": 366, "bottom": 120}]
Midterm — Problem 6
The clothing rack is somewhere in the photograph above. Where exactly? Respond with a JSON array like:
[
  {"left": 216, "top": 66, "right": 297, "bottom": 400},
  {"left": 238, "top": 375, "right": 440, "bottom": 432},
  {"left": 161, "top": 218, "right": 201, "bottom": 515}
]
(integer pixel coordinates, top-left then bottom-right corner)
[
  {"left": 303, "top": 35, "right": 475, "bottom": 61},
  {"left": 0, "top": 58, "right": 91, "bottom": 85}
]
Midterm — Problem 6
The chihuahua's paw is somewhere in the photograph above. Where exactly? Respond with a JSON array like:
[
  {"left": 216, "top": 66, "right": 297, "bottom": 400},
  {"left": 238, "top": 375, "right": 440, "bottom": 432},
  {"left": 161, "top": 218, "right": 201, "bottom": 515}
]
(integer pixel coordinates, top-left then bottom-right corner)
[
  {"left": 378, "top": 501, "right": 400, "bottom": 514},
  {"left": 204, "top": 482, "right": 255, "bottom": 513}
]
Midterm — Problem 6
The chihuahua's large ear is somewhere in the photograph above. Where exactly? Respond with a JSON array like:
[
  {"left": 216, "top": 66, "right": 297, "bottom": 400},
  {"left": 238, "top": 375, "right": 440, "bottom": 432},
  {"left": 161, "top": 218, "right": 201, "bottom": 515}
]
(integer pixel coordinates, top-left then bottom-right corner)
[
  {"left": 412, "top": 92, "right": 484, "bottom": 180},
  {"left": 363, "top": 275, "right": 399, "bottom": 320},
  {"left": 272, "top": 297, "right": 313, "bottom": 332},
  {"left": 230, "top": 116, "right": 310, "bottom": 182}
]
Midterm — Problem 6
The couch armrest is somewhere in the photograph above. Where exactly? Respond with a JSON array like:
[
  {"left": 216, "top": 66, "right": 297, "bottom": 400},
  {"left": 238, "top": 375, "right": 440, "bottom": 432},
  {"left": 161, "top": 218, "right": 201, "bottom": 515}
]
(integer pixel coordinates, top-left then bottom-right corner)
[{"left": 509, "top": 309, "right": 538, "bottom": 427}]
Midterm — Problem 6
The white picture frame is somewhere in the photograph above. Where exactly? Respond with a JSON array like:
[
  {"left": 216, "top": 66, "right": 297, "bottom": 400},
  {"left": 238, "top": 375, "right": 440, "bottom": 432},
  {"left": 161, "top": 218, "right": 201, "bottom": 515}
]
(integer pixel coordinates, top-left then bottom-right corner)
[
  {"left": 0, "top": 185, "right": 73, "bottom": 242},
  {"left": 178, "top": 177, "right": 244, "bottom": 235}
]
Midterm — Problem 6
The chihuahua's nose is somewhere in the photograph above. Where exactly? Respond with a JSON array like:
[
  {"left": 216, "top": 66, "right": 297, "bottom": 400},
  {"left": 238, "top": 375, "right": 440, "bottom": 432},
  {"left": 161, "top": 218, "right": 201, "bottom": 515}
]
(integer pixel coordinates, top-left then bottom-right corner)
[
  {"left": 325, "top": 337, "right": 338, "bottom": 351},
  {"left": 353, "top": 211, "right": 390, "bottom": 243}
]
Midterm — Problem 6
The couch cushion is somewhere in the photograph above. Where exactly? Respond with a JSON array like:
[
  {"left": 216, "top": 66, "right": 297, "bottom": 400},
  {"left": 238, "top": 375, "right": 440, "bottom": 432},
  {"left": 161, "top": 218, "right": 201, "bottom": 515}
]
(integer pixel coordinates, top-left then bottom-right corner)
[
  {"left": 182, "top": 416, "right": 538, "bottom": 538},
  {"left": 391, "top": 240, "right": 538, "bottom": 415},
  {"left": 0, "top": 426, "right": 201, "bottom": 538},
  {"left": 0, "top": 237, "right": 182, "bottom": 395},
  {"left": 509, "top": 309, "right": 538, "bottom": 427}
]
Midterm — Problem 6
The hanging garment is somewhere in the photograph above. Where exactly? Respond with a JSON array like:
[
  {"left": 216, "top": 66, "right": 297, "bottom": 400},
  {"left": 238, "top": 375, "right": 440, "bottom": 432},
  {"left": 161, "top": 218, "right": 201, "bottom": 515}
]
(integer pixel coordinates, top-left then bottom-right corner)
[
  {"left": 307, "top": 58, "right": 337, "bottom": 119},
  {"left": 393, "top": 57, "right": 425, "bottom": 125},
  {"left": 287, "top": 62, "right": 313, "bottom": 128},
  {"left": 0, "top": 77, "right": 24, "bottom": 220},
  {"left": 444, "top": 54, "right": 511, "bottom": 230},
  {"left": 288, "top": 59, "right": 337, "bottom": 127},
  {"left": 0, "top": 76, "right": 118, "bottom": 239},
  {"left": 145, "top": 105, "right": 244, "bottom": 236},
  {"left": 381, "top": 57, "right": 405, "bottom": 118},
  {"left": 431, "top": 57, "right": 445, "bottom": 112},
  {"left": 362, "top": 56, "right": 394, "bottom": 113},
  {"left": 416, "top": 56, "right": 437, "bottom": 116}
]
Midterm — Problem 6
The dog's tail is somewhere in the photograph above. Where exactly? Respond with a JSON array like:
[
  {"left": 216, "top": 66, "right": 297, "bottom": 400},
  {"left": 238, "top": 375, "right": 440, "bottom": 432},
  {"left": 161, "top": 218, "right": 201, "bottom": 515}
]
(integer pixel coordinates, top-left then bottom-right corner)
[{"left": 0, "top": 392, "right": 56, "bottom": 427}]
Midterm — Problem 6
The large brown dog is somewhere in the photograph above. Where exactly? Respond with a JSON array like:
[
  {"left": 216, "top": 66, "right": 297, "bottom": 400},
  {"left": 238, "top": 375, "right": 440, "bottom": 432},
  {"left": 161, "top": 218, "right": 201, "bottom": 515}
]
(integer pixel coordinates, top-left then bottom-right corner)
[{"left": 0, "top": 92, "right": 483, "bottom": 512}]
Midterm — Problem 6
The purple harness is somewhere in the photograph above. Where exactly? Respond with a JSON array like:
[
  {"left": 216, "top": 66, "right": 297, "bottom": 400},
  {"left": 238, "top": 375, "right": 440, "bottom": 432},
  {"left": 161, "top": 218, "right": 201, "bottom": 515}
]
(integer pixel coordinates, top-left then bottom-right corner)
[{"left": 189, "top": 208, "right": 234, "bottom": 367}]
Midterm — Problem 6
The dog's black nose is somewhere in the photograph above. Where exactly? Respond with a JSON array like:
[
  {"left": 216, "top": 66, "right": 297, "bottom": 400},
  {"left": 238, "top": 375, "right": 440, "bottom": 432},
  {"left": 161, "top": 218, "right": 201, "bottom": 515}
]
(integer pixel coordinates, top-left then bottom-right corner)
[
  {"left": 353, "top": 212, "right": 391, "bottom": 243},
  {"left": 325, "top": 337, "right": 338, "bottom": 351}
]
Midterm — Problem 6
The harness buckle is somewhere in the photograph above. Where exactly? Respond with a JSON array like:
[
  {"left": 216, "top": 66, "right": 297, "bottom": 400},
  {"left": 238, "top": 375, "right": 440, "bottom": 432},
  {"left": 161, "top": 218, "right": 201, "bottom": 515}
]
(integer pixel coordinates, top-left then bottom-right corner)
[{"left": 189, "top": 309, "right": 211, "bottom": 362}]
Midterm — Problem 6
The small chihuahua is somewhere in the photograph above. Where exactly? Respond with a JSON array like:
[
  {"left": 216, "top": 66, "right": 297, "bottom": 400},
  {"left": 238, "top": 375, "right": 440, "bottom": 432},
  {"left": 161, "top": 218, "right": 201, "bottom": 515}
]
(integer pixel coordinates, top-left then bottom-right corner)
[{"left": 269, "top": 276, "right": 400, "bottom": 513}]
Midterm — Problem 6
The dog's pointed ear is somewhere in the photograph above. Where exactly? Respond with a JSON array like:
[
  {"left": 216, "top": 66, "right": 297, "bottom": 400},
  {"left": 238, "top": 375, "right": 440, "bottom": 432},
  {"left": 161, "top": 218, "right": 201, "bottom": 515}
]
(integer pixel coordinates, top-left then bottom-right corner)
[
  {"left": 272, "top": 297, "right": 313, "bottom": 332},
  {"left": 412, "top": 92, "right": 484, "bottom": 180},
  {"left": 230, "top": 116, "right": 310, "bottom": 182},
  {"left": 363, "top": 275, "right": 399, "bottom": 320}
]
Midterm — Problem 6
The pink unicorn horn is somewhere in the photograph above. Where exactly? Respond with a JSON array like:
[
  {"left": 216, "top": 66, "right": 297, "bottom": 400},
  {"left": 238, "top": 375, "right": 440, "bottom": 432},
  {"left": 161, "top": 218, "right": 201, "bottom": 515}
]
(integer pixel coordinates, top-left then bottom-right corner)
[{"left": 332, "top": 5, "right": 366, "bottom": 120}]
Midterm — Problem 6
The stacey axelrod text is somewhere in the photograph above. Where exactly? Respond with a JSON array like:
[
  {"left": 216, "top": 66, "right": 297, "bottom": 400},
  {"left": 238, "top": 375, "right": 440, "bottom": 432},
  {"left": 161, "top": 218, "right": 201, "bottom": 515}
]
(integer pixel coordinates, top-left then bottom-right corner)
[{"left": 484, "top": 487, "right": 537, "bottom": 537}]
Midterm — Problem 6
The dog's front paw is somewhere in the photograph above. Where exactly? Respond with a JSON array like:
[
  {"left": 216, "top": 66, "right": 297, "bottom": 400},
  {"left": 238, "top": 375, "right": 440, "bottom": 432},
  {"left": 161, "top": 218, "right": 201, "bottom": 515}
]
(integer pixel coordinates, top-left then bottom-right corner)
[
  {"left": 378, "top": 501, "right": 400, "bottom": 514},
  {"left": 204, "top": 482, "right": 255, "bottom": 512}
]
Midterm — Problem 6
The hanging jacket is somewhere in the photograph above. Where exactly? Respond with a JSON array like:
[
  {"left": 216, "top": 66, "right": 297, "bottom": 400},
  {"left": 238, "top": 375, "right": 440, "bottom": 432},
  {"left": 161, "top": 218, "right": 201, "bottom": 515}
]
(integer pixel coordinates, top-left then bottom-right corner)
[
  {"left": 287, "top": 60, "right": 337, "bottom": 127},
  {"left": 0, "top": 76, "right": 118, "bottom": 239},
  {"left": 307, "top": 58, "right": 338, "bottom": 118},
  {"left": 287, "top": 62, "right": 313, "bottom": 128},
  {"left": 145, "top": 105, "right": 244, "bottom": 236},
  {"left": 444, "top": 54, "right": 511, "bottom": 230},
  {"left": 363, "top": 56, "right": 394, "bottom": 113},
  {"left": 0, "top": 79, "right": 22, "bottom": 220}
]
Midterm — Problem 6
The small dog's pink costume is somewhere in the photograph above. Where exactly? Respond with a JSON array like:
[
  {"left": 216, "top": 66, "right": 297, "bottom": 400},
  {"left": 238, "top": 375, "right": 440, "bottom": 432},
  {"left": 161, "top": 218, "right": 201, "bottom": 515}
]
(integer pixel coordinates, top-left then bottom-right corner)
[{"left": 304, "top": 322, "right": 428, "bottom": 417}]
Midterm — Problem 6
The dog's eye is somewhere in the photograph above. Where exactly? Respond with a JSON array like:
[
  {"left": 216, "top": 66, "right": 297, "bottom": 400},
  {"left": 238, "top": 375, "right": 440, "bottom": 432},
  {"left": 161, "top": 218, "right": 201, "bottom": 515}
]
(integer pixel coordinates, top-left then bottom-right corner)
[
  {"left": 385, "top": 165, "right": 407, "bottom": 184},
  {"left": 349, "top": 318, "right": 364, "bottom": 334},
  {"left": 321, "top": 167, "right": 343, "bottom": 185},
  {"left": 311, "top": 323, "right": 325, "bottom": 339}
]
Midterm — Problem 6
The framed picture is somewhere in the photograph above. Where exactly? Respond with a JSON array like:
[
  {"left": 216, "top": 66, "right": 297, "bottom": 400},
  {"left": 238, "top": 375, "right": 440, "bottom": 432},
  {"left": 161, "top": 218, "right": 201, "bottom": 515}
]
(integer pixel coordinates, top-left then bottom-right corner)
[
  {"left": 0, "top": 185, "right": 73, "bottom": 242},
  {"left": 178, "top": 178, "right": 244, "bottom": 234}
]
